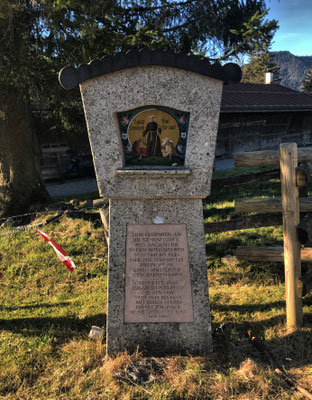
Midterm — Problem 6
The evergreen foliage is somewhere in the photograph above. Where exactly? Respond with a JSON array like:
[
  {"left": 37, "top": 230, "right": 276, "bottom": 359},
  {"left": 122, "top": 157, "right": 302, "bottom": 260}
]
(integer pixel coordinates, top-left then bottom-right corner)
[
  {"left": 0, "top": 0, "right": 278, "bottom": 136},
  {"left": 242, "top": 49, "right": 279, "bottom": 84},
  {"left": 242, "top": 51, "right": 312, "bottom": 90},
  {"left": 242, "top": 50, "right": 270, "bottom": 84},
  {"left": 0, "top": 0, "right": 278, "bottom": 214},
  {"left": 301, "top": 66, "right": 312, "bottom": 96}
]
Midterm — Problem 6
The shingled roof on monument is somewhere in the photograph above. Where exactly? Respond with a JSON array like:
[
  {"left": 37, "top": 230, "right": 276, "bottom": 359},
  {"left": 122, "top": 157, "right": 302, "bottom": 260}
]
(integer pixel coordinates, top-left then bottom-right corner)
[
  {"left": 58, "top": 49, "right": 242, "bottom": 90},
  {"left": 221, "top": 83, "right": 312, "bottom": 112}
]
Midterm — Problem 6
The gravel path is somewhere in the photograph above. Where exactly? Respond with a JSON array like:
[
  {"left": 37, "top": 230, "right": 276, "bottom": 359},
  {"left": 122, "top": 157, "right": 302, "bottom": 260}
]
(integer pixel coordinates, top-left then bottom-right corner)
[
  {"left": 46, "top": 177, "right": 99, "bottom": 198},
  {"left": 215, "top": 158, "right": 234, "bottom": 171}
]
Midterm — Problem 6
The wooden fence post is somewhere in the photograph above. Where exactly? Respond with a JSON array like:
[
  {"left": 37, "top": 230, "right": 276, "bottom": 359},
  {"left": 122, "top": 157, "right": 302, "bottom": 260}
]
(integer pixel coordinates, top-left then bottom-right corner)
[{"left": 280, "top": 143, "right": 303, "bottom": 327}]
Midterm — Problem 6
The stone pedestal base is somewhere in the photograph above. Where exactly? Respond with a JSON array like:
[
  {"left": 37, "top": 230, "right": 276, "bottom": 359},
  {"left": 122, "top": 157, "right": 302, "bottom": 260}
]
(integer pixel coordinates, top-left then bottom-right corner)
[{"left": 106, "top": 198, "right": 212, "bottom": 356}]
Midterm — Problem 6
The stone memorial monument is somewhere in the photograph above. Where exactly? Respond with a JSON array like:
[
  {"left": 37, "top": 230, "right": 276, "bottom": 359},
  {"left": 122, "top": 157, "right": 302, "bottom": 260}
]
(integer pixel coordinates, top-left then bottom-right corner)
[{"left": 59, "top": 49, "right": 241, "bottom": 355}]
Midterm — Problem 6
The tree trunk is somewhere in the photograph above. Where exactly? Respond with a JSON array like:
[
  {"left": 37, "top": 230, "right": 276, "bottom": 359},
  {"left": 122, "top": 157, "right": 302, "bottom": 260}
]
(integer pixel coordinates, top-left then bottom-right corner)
[{"left": 0, "top": 86, "right": 49, "bottom": 218}]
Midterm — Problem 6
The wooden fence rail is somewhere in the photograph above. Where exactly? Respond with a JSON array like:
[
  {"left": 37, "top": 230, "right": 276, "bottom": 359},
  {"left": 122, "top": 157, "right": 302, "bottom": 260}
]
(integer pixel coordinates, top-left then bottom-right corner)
[
  {"left": 234, "top": 147, "right": 312, "bottom": 167},
  {"left": 236, "top": 246, "right": 312, "bottom": 263},
  {"left": 233, "top": 143, "right": 312, "bottom": 328},
  {"left": 236, "top": 197, "right": 312, "bottom": 213}
]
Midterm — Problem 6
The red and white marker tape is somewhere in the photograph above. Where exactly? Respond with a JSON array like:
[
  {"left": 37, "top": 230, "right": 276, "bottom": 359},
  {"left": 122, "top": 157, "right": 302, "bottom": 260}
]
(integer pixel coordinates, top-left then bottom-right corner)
[{"left": 37, "top": 229, "right": 76, "bottom": 272}]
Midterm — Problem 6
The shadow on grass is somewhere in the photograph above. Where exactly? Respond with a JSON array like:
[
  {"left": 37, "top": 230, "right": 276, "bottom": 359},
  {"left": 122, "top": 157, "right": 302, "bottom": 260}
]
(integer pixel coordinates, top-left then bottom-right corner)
[
  {"left": 206, "top": 238, "right": 243, "bottom": 254},
  {"left": 212, "top": 297, "right": 312, "bottom": 314},
  {"left": 0, "top": 313, "right": 107, "bottom": 344},
  {"left": 67, "top": 211, "right": 102, "bottom": 228},
  {"left": 203, "top": 207, "right": 235, "bottom": 219},
  {"left": 207, "top": 181, "right": 281, "bottom": 204},
  {"left": 212, "top": 305, "right": 312, "bottom": 370},
  {"left": 0, "top": 302, "right": 71, "bottom": 312},
  {"left": 52, "top": 191, "right": 99, "bottom": 203},
  {"left": 211, "top": 300, "right": 286, "bottom": 313}
]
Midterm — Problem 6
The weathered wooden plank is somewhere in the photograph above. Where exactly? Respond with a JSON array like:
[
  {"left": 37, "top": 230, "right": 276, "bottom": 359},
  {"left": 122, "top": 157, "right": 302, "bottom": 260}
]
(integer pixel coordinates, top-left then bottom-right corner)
[
  {"left": 234, "top": 150, "right": 281, "bottom": 167},
  {"left": 234, "top": 147, "right": 312, "bottom": 167},
  {"left": 235, "top": 197, "right": 312, "bottom": 213},
  {"left": 235, "top": 198, "right": 282, "bottom": 213},
  {"left": 236, "top": 246, "right": 312, "bottom": 262},
  {"left": 236, "top": 246, "right": 285, "bottom": 262},
  {"left": 84, "top": 198, "right": 108, "bottom": 209},
  {"left": 280, "top": 143, "right": 303, "bottom": 327},
  {"left": 99, "top": 207, "right": 109, "bottom": 246}
]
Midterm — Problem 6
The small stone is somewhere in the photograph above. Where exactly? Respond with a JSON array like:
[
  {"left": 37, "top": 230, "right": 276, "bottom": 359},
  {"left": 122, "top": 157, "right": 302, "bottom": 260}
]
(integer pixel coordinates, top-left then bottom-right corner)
[{"left": 88, "top": 326, "right": 104, "bottom": 341}]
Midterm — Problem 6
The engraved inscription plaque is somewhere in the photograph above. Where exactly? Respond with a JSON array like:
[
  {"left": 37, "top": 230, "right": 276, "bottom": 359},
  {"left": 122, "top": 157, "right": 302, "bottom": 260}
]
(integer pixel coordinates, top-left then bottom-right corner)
[{"left": 125, "top": 224, "right": 194, "bottom": 323}]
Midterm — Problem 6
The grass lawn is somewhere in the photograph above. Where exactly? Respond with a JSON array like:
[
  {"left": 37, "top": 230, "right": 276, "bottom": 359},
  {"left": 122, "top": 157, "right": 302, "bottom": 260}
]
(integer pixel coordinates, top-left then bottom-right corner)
[{"left": 0, "top": 170, "right": 312, "bottom": 399}]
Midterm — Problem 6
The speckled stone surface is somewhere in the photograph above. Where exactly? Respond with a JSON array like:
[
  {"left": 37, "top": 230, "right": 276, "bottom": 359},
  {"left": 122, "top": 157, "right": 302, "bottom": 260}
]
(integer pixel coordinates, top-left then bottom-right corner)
[
  {"left": 107, "top": 198, "right": 212, "bottom": 356},
  {"left": 115, "top": 167, "right": 191, "bottom": 178},
  {"left": 80, "top": 65, "right": 223, "bottom": 199},
  {"left": 78, "top": 64, "right": 221, "bottom": 356}
]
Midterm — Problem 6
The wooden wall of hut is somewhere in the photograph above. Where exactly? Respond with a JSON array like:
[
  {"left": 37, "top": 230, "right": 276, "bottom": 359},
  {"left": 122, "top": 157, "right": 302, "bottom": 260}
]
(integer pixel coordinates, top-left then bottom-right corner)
[{"left": 216, "top": 111, "right": 312, "bottom": 158}]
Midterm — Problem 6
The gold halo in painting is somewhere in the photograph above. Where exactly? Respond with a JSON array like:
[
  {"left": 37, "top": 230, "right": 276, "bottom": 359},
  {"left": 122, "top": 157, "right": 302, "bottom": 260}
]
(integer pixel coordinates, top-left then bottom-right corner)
[{"left": 128, "top": 109, "right": 179, "bottom": 148}]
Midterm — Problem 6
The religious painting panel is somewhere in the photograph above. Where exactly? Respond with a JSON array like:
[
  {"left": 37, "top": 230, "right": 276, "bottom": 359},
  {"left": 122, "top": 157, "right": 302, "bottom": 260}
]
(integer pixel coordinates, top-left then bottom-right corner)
[{"left": 117, "top": 106, "right": 190, "bottom": 166}]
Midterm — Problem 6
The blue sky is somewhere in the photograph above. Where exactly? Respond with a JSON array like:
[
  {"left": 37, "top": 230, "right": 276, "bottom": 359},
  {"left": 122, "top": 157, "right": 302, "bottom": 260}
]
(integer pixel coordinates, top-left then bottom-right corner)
[{"left": 265, "top": 0, "right": 312, "bottom": 56}]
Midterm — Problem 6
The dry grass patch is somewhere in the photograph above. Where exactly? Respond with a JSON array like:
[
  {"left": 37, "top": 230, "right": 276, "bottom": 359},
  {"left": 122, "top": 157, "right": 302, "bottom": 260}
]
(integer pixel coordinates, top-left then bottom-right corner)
[
  {"left": 102, "top": 352, "right": 137, "bottom": 396},
  {"left": 29, "top": 340, "right": 108, "bottom": 400},
  {"left": 208, "top": 359, "right": 296, "bottom": 400},
  {"left": 162, "top": 356, "right": 208, "bottom": 398},
  {"left": 102, "top": 352, "right": 168, "bottom": 396},
  {"left": 1, "top": 182, "right": 312, "bottom": 399}
]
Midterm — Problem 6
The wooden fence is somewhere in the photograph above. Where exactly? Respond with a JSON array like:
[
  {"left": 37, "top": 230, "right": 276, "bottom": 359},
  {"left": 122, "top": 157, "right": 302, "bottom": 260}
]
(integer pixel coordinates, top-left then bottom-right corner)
[{"left": 234, "top": 143, "right": 312, "bottom": 328}]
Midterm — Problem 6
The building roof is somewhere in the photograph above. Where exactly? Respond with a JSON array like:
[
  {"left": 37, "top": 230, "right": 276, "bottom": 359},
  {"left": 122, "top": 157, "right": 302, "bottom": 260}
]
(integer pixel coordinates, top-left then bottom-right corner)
[
  {"left": 58, "top": 49, "right": 241, "bottom": 90},
  {"left": 221, "top": 83, "right": 312, "bottom": 113}
]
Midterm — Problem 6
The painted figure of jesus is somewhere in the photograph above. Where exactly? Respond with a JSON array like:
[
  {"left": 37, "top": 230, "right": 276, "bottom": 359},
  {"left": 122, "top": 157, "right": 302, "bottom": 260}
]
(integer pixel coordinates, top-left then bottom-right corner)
[{"left": 142, "top": 115, "right": 162, "bottom": 157}]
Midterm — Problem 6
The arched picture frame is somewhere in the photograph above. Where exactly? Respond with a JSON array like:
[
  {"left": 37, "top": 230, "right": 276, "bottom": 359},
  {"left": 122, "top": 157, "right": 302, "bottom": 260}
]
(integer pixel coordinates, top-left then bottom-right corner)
[{"left": 117, "top": 106, "right": 190, "bottom": 166}]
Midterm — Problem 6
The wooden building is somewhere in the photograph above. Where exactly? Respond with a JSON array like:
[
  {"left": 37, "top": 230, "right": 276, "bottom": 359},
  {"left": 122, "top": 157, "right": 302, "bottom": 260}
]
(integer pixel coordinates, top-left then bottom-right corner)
[{"left": 217, "top": 83, "right": 312, "bottom": 157}]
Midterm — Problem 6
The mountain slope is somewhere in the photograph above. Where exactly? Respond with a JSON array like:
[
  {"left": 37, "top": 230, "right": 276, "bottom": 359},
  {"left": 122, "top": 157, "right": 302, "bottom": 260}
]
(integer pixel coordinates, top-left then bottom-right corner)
[{"left": 273, "top": 51, "right": 312, "bottom": 91}]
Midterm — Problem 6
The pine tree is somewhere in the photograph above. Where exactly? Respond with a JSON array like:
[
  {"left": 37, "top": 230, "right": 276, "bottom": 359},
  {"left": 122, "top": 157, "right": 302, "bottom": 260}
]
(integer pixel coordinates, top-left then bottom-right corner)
[
  {"left": 0, "top": 0, "right": 279, "bottom": 216},
  {"left": 301, "top": 67, "right": 312, "bottom": 96},
  {"left": 242, "top": 49, "right": 279, "bottom": 84}
]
